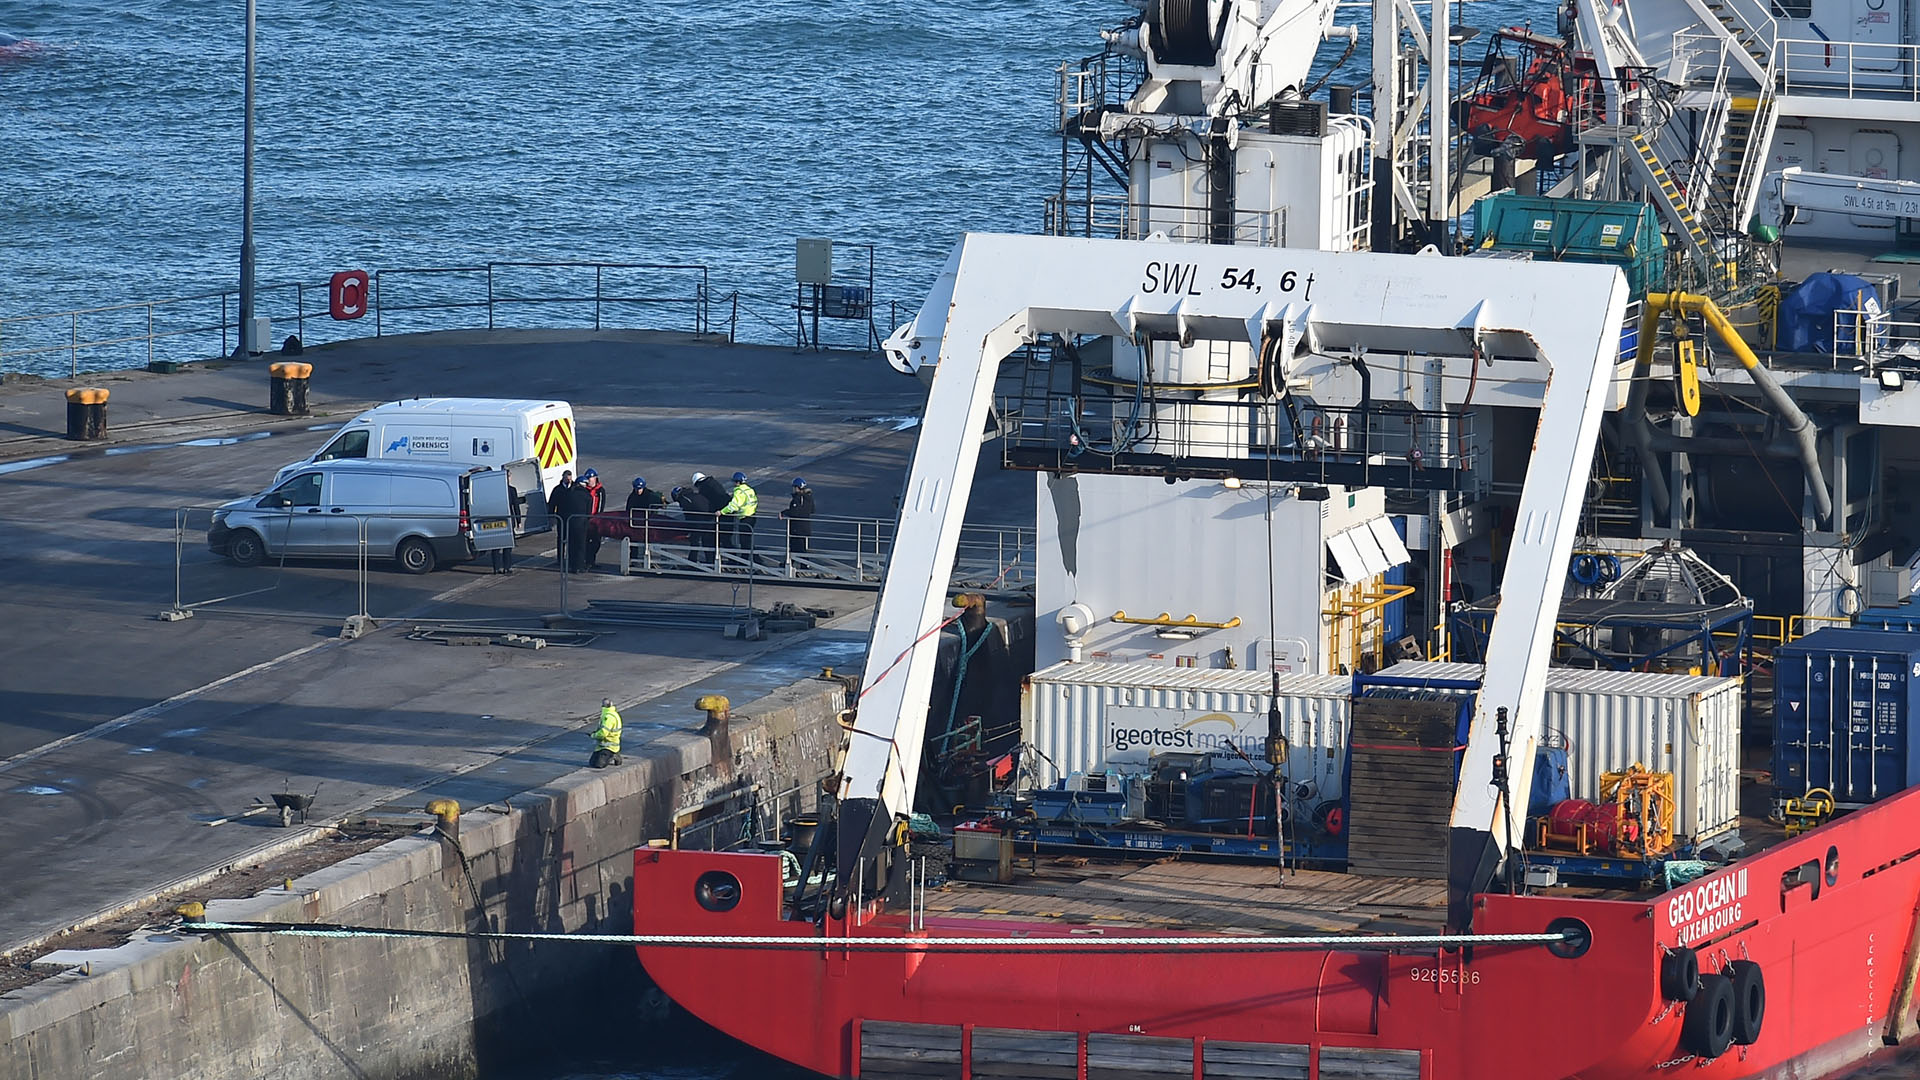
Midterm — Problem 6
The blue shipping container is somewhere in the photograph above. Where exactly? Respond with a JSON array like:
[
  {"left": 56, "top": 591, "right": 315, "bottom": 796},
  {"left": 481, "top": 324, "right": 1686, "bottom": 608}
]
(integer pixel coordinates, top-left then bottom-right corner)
[{"left": 1774, "top": 628, "right": 1920, "bottom": 807}]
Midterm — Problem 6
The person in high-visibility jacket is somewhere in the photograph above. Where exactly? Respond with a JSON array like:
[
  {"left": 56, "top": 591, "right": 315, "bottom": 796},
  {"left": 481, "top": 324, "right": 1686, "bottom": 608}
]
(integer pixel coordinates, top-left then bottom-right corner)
[
  {"left": 718, "top": 471, "right": 758, "bottom": 553},
  {"left": 590, "top": 698, "right": 622, "bottom": 768}
]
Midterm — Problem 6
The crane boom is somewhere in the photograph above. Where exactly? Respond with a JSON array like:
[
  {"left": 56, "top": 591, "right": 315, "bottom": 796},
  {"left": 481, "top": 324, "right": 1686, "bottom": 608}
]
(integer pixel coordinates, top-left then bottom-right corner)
[
  {"left": 846, "top": 234, "right": 1628, "bottom": 916},
  {"left": 1762, "top": 166, "right": 1920, "bottom": 229}
]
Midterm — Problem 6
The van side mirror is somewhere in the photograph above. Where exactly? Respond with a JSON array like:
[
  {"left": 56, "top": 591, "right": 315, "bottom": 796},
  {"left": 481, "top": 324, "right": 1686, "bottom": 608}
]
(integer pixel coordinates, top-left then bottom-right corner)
[{"left": 262, "top": 495, "right": 292, "bottom": 509}]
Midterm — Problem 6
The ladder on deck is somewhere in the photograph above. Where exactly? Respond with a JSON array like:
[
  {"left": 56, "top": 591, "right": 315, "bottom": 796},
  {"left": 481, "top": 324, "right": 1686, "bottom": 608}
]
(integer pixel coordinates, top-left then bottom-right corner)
[
  {"left": 1679, "top": 0, "right": 1774, "bottom": 84},
  {"left": 1626, "top": 132, "right": 1737, "bottom": 293}
]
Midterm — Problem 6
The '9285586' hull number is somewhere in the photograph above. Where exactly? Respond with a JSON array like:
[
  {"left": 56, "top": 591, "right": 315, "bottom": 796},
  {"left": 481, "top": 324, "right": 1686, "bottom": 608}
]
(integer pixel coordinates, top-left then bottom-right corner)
[{"left": 1409, "top": 967, "right": 1480, "bottom": 984}]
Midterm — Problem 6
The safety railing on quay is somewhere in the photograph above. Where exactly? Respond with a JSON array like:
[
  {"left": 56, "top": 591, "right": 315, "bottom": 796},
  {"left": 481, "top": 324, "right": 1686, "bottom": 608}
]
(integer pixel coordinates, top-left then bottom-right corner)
[
  {"left": 0, "top": 281, "right": 327, "bottom": 377},
  {"left": 0, "top": 260, "right": 736, "bottom": 379},
  {"left": 606, "top": 510, "right": 1036, "bottom": 597},
  {"left": 371, "top": 261, "right": 720, "bottom": 339},
  {"left": 165, "top": 503, "right": 565, "bottom": 626}
]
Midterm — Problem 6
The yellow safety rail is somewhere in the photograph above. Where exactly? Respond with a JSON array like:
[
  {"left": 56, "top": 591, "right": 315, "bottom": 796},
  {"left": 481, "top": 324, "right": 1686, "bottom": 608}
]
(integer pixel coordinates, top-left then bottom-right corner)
[
  {"left": 1325, "top": 581, "right": 1416, "bottom": 673},
  {"left": 1111, "top": 611, "right": 1242, "bottom": 630}
]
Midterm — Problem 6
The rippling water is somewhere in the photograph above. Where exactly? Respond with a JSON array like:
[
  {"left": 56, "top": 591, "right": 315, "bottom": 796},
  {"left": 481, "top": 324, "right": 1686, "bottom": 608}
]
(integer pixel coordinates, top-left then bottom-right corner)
[
  {"left": 0, "top": 0, "right": 1559, "bottom": 374},
  {"left": 2, "top": 0, "right": 1127, "bottom": 354}
]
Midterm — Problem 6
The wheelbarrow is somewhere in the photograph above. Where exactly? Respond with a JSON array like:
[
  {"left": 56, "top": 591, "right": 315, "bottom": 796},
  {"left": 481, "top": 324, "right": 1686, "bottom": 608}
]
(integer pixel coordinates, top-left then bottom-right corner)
[{"left": 270, "top": 791, "right": 315, "bottom": 827}]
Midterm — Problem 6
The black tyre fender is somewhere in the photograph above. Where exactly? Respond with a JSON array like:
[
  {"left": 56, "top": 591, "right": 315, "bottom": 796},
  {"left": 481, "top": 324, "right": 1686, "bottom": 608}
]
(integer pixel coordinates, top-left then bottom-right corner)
[
  {"left": 1680, "top": 973, "right": 1737, "bottom": 1060},
  {"left": 1726, "top": 960, "right": 1766, "bottom": 1045},
  {"left": 1661, "top": 946, "right": 1702, "bottom": 1002},
  {"left": 227, "top": 529, "right": 266, "bottom": 568},
  {"left": 396, "top": 536, "right": 436, "bottom": 575}
]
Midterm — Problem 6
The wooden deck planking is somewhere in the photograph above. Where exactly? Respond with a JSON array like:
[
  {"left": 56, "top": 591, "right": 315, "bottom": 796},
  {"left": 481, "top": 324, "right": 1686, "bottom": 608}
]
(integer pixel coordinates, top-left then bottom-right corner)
[{"left": 919, "top": 859, "right": 1448, "bottom": 935}]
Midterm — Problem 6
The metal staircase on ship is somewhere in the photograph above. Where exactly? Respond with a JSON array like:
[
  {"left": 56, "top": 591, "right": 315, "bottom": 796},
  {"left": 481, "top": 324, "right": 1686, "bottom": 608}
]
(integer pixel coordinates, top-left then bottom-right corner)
[{"left": 1564, "top": 0, "right": 1781, "bottom": 304}]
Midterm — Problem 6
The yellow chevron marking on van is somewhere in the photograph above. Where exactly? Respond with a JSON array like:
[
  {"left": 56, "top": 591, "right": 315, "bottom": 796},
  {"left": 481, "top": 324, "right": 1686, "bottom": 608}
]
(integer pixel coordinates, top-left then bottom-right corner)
[{"left": 533, "top": 417, "right": 575, "bottom": 470}]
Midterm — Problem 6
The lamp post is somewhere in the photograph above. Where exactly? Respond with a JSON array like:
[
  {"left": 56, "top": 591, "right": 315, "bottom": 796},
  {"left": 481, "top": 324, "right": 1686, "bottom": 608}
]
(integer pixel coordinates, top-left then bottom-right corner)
[{"left": 238, "top": 0, "right": 257, "bottom": 357}]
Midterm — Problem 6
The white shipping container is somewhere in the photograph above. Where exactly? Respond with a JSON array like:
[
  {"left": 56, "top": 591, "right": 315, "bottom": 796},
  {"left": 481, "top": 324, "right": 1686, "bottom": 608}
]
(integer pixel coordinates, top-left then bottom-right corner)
[
  {"left": 1024, "top": 660, "right": 1744, "bottom": 843},
  {"left": 1380, "top": 662, "right": 1744, "bottom": 843},
  {"left": 1023, "top": 663, "right": 1353, "bottom": 801}
]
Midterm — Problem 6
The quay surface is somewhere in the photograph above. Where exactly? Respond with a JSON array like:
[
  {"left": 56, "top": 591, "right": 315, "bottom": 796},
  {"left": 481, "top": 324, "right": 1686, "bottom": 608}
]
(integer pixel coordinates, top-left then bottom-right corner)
[{"left": 0, "top": 329, "right": 1031, "bottom": 1079}]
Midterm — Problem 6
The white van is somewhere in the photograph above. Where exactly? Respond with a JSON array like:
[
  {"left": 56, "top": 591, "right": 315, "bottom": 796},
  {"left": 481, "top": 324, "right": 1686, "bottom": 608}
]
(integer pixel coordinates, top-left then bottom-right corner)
[
  {"left": 275, "top": 398, "right": 576, "bottom": 493},
  {"left": 210, "top": 458, "right": 550, "bottom": 574}
]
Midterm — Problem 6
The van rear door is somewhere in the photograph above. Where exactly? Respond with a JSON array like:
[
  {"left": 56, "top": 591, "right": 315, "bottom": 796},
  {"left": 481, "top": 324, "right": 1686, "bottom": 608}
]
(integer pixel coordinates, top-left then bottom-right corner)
[
  {"left": 503, "top": 458, "right": 551, "bottom": 535},
  {"left": 466, "top": 468, "right": 515, "bottom": 554}
]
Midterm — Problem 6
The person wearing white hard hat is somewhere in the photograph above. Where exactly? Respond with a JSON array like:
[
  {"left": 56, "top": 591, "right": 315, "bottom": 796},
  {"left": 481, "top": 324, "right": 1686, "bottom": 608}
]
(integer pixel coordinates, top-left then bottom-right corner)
[{"left": 691, "top": 472, "right": 729, "bottom": 565}]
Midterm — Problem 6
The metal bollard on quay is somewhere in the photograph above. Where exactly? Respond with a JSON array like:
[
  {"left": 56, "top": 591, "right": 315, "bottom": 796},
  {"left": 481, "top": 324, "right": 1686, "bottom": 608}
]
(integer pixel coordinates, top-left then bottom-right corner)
[
  {"left": 65, "top": 387, "right": 109, "bottom": 441},
  {"left": 269, "top": 361, "right": 312, "bottom": 416}
]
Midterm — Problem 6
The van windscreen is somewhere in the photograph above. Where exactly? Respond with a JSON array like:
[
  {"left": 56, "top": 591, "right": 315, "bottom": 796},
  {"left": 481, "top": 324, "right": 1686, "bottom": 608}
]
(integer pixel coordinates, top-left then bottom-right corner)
[{"left": 320, "top": 429, "right": 370, "bottom": 461}]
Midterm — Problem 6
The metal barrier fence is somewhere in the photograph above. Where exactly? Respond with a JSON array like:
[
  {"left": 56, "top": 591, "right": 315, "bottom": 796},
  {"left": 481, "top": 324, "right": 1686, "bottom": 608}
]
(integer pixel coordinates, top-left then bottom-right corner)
[
  {"left": 165, "top": 504, "right": 561, "bottom": 625},
  {"left": 605, "top": 510, "right": 1036, "bottom": 596},
  {"left": 1, "top": 261, "right": 731, "bottom": 378}
]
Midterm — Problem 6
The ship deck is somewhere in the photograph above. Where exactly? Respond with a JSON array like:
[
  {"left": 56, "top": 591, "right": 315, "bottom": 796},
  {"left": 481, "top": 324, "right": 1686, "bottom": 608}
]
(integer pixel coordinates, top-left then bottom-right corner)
[
  {"left": 912, "top": 766, "right": 1789, "bottom": 939},
  {"left": 922, "top": 859, "right": 1455, "bottom": 936}
]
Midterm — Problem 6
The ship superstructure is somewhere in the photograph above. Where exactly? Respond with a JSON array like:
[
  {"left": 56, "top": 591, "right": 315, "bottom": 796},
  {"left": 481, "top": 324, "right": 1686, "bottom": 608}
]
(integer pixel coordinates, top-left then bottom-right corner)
[{"left": 625, "top": 1, "right": 1920, "bottom": 1077}]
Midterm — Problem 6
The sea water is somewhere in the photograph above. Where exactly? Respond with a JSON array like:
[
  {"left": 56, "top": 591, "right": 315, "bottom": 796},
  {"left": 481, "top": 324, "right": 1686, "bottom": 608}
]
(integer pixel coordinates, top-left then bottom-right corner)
[{"left": 0, "top": 0, "right": 1550, "bottom": 375}]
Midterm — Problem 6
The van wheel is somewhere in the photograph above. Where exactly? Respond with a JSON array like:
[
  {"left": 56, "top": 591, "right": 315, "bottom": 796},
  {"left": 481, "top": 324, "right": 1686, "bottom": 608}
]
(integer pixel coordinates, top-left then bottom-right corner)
[
  {"left": 228, "top": 530, "right": 266, "bottom": 568},
  {"left": 396, "top": 537, "right": 437, "bottom": 575}
]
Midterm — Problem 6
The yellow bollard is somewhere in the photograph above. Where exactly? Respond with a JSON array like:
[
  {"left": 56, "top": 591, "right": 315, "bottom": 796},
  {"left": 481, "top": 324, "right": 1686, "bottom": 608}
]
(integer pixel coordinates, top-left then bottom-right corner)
[{"left": 65, "top": 387, "right": 108, "bottom": 440}]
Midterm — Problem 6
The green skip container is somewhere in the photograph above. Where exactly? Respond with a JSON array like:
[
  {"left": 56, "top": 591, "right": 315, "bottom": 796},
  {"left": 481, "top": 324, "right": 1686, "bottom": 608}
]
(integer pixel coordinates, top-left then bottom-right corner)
[{"left": 1469, "top": 193, "right": 1668, "bottom": 301}]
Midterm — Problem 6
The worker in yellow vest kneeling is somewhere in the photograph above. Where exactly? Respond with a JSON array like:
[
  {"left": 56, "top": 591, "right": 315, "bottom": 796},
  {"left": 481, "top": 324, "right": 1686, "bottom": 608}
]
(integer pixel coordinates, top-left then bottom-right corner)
[{"left": 590, "top": 698, "right": 622, "bottom": 768}]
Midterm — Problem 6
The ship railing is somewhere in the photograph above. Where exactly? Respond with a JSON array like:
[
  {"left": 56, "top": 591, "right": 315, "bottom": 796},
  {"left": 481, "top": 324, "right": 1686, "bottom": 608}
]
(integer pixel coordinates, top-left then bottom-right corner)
[
  {"left": 612, "top": 510, "right": 1037, "bottom": 598},
  {"left": 1044, "top": 194, "right": 1288, "bottom": 248},
  {"left": 673, "top": 780, "right": 817, "bottom": 855},
  {"left": 1673, "top": 32, "right": 1735, "bottom": 221},
  {"left": 1777, "top": 38, "right": 1919, "bottom": 100},
  {"left": 1831, "top": 306, "right": 1915, "bottom": 369},
  {"left": 0, "top": 260, "right": 731, "bottom": 378},
  {"left": 996, "top": 392, "right": 1476, "bottom": 490},
  {"left": 1699, "top": 0, "right": 1778, "bottom": 76}
]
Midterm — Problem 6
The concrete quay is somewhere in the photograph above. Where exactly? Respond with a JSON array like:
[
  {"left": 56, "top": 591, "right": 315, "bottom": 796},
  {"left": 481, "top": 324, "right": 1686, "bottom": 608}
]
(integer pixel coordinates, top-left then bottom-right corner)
[
  {"left": 0, "top": 675, "right": 847, "bottom": 1080},
  {"left": 0, "top": 329, "right": 1034, "bottom": 1078}
]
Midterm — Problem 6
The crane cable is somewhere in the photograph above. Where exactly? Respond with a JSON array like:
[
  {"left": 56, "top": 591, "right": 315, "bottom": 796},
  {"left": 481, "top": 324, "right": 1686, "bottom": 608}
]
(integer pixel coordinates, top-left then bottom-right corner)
[{"left": 176, "top": 919, "right": 1577, "bottom": 954}]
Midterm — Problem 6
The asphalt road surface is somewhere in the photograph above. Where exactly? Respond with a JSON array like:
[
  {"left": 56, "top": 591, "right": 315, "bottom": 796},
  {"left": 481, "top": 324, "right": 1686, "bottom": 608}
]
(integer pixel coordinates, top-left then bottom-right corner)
[{"left": 0, "top": 330, "right": 1033, "bottom": 953}]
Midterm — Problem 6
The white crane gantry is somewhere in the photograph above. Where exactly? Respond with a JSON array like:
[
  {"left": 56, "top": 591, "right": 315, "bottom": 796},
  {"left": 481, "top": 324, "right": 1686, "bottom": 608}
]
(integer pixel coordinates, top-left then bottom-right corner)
[{"left": 851, "top": 233, "right": 1629, "bottom": 928}]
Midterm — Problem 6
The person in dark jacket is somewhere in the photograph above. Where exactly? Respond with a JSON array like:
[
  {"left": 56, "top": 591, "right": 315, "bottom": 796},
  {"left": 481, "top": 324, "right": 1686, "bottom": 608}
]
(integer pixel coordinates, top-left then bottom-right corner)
[
  {"left": 673, "top": 483, "right": 715, "bottom": 565},
  {"left": 548, "top": 469, "right": 594, "bottom": 573},
  {"left": 490, "top": 483, "right": 522, "bottom": 574},
  {"left": 626, "top": 476, "right": 665, "bottom": 513},
  {"left": 691, "top": 471, "right": 729, "bottom": 564},
  {"left": 781, "top": 477, "right": 816, "bottom": 555},
  {"left": 580, "top": 468, "right": 606, "bottom": 568}
]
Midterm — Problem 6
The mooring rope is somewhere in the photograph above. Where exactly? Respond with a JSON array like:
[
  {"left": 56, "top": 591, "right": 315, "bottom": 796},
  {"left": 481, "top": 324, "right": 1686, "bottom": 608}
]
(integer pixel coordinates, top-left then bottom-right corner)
[{"left": 177, "top": 920, "right": 1572, "bottom": 954}]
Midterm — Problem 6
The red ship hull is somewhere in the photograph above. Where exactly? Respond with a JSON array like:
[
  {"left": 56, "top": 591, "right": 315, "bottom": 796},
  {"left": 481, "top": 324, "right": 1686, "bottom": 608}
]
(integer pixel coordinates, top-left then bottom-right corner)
[{"left": 633, "top": 785, "right": 1920, "bottom": 1079}]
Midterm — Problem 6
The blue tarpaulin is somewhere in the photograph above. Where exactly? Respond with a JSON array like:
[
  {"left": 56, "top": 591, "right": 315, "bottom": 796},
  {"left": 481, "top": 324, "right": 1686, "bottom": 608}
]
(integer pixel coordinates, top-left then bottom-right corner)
[{"left": 1781, "top": 272, "right": 1884, "bottom": 354}]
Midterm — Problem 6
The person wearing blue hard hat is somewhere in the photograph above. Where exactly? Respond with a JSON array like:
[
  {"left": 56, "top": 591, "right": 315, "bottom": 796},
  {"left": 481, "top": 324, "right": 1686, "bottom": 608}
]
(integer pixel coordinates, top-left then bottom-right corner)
[
  {"left": 579, "top": 469, "right": 607, "bottom": 569},
  {"left": 626, "top": 476, "right": 664, "bottom": 512},
  {"left": 781, "top": 477, "right": 816, "bottom": 555},
  {"left": 718, "top": 471, "right": 759, "bottom": 557}
]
